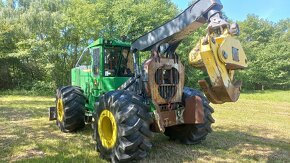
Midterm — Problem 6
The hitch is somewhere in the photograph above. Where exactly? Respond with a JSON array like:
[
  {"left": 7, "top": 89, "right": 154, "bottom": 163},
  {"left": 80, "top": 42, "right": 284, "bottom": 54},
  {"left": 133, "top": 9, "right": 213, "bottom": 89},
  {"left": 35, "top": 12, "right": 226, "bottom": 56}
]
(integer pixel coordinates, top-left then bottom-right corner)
[{"left": 48, "top": 107, "right": 57, "bottom": 121}]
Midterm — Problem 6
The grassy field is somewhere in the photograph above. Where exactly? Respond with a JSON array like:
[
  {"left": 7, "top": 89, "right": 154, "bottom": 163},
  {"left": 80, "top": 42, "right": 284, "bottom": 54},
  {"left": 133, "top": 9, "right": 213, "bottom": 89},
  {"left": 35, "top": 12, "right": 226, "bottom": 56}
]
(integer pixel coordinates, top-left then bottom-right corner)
[{"left": 0, "top": 90, "right": 289, "bottom": 162}]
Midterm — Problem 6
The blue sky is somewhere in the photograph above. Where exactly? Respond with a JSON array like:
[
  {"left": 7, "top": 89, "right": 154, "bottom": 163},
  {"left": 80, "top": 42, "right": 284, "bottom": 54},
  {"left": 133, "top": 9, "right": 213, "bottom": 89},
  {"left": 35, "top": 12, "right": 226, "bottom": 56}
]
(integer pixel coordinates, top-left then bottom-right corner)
[{"left": 172, "top": 0, "right": 290, "bottom": 22}]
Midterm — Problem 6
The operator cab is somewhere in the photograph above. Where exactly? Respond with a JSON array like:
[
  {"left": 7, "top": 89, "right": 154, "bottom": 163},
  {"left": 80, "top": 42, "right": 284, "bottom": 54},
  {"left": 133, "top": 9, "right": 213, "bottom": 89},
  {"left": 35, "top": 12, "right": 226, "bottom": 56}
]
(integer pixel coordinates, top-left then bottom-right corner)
[{"left": 71, "top": 38, "right": 134, "bottom": 95}]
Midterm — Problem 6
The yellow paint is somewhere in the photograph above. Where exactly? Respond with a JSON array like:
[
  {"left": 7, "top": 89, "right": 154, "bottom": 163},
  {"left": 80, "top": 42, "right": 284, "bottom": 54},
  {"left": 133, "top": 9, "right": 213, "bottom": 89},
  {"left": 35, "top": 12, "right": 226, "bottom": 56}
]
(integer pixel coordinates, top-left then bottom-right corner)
[
  {"left": 98, "top": 110, "right": 117, "bottom": 149},
  {"left": 217, "top": 34, "right": 247, "bottom": 69},
  {"left": 188, "top": 29, "right": 248, "bottom": 103},
  {"left": 188, "top": 42, "right": 204, "bottom": 68},
  {"left": 57, "top": 98, "right": 64, "bottom": 122},
  {"left": 199, "top": 32, "right": 247, "bottom": 87},
  {"left": 200, "top": 38, "right": 228, "bottom": 87}
]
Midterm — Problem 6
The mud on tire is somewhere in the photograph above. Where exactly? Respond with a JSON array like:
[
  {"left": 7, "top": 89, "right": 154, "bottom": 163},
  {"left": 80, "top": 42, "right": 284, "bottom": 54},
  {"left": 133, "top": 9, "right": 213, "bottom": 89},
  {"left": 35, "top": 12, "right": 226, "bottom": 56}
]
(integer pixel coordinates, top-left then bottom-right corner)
[
  {"left": 164, "top": 87, "right": 215, "bottom": 144},
  {"left": 92, "top": 90, "right": 153, "bottom": 162}
]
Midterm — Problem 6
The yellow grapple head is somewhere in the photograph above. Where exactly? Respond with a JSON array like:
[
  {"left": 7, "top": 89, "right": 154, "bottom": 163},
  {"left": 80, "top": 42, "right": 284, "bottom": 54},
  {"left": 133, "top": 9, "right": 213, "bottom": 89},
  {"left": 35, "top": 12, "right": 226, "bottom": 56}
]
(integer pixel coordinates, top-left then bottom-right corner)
[{"left": 189, "top": 29, "right": 247, "bottom": 104}]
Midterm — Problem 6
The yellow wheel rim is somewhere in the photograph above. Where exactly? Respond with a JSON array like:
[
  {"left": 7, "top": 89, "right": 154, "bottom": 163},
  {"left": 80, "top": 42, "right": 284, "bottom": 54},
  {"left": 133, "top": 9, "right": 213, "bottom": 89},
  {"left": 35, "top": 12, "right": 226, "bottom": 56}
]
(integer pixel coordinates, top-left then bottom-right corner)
[
  {"left": 98, "top": 110, "right": 117, "bottom": 149},
  {"left": 57, "top": 98, "right": 64, "bottom": 122}
]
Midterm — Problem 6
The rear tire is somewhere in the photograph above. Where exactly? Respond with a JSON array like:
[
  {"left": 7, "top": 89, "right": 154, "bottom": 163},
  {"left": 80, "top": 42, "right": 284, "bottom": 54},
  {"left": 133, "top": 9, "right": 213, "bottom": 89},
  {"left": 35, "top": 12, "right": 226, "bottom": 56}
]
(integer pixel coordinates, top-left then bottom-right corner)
[
  {"left": 56, "top": 86, "right": 86, "bottom": 132},
  {"left": 93, "top": 90, "right": 153, "bottom": 162},
  {"left": 164, "top": 87, "right": 215, "bottom": 144}
]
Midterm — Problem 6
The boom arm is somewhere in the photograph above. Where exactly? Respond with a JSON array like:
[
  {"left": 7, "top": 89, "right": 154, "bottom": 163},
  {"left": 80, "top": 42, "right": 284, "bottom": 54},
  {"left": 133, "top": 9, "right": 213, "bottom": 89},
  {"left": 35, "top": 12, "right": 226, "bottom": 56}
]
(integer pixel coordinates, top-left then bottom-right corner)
[{"left": 131, "top": 0, "right": 225, "bottom": 52}]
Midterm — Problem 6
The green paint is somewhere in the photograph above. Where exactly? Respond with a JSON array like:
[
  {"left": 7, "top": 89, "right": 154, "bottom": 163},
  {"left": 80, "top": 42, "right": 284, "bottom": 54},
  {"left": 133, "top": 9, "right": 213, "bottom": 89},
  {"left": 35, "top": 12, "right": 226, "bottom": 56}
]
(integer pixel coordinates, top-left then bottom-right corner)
[
  {"left": 149, "top": 100, "right": 156, "bottom": 112},
  {"left": 71, "top": 38, "right": 133, "bottom": 112}
]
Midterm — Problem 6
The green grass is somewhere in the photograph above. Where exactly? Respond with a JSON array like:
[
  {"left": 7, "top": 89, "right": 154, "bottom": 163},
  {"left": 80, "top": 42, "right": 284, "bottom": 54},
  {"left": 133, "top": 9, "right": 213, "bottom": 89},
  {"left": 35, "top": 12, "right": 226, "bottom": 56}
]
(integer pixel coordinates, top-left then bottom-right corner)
[
  {"left": 0, "top": 89, "right": 54, "bottom": 97},
  {"left": 0, "top": 91, "right": 289, "bottom": 162},
  {"left": 241, "top": 90, "right": 290, "bottom": 103}
]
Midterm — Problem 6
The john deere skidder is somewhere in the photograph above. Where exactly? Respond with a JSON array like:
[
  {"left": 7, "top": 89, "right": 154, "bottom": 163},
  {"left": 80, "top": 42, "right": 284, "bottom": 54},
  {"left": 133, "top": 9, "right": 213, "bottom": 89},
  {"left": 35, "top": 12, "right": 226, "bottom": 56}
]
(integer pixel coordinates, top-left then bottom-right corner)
[{"left": 49, "top": 0, "right": 247, "bottom": 162}]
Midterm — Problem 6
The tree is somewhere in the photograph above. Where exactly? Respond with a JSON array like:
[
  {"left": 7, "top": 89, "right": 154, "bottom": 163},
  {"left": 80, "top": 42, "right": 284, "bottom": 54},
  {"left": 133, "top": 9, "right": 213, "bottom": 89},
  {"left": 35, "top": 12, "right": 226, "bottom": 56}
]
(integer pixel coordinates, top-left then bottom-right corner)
[{"left": 237, "top": 15, "right": 290, "bottom": 90}]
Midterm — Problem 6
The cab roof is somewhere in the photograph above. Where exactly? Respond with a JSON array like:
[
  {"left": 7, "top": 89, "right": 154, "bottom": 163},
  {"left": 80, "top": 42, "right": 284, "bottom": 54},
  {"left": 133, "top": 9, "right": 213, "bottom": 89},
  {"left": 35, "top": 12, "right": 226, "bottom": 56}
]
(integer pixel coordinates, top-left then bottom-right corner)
[{"left": 88, "top": 38, "right": 131, "bottom": 49}]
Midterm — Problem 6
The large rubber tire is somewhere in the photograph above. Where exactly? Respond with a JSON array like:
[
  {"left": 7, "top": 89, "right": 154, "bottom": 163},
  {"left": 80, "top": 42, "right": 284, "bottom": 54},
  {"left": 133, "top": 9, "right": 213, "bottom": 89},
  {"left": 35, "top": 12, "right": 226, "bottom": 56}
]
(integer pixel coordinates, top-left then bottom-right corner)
[
  {"left": 164, "top": 87, "right": 215, "bottom": 144},
  {"left": 92, "top": 90, "right": 153, "bottom": 163},
  {"left": 56, "top": 86, "right": 86, "bottom": 132}
]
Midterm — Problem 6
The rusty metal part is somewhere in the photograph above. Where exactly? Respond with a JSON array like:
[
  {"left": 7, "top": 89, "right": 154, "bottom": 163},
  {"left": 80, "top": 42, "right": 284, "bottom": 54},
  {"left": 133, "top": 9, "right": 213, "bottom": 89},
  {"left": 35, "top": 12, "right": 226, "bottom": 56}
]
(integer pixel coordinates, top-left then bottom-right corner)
[
  {"left": 159, "top": 109, "right": 177, "bottom": 127},
  {"left": 151, "top": 107, "right": 165, "bottom": 133},
  {"left": 199, "top": 79, "right": 241, "bottom": 104},
  {"left": 151, "top": 96, "right": 204, "bottom": 132},
  {"left": 143, "top": 49, "right": 206, "bottom": 132},
  {"left": 184, "top": 96, "right": 204, "bottom": 124},
  {"left": 142, "top": 57, "right": 184, "bottom": 104}
]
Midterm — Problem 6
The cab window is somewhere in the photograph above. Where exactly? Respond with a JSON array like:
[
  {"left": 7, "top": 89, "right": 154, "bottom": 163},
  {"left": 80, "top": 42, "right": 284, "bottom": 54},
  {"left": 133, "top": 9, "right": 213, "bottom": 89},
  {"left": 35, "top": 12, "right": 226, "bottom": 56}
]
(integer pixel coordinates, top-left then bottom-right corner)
[
  {"left": 104, "top": 47, "right": 133, "bottom": 77},
  {"left": 92, "top": 48, "right": 100, "bottom": 75},
  {"left": 77, "top": 48, "right": 91, "bottom": 72},
  {"left": 79, "top": 49, "right": 91, "bottom": 66}
]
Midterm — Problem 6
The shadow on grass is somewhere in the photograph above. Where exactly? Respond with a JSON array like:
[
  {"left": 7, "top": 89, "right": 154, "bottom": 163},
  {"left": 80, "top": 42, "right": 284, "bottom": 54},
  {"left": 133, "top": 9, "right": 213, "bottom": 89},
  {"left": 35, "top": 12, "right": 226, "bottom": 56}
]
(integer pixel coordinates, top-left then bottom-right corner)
[
  {"left": 1, "top": 100, "right": 53, "bottom": 104},
  {"left": 18, "top": 125, "right": 106, "bottom": 163},
  {"left": 0, "top": 121, "right": 104, "bottom": 162},
  {"left": 141, "top": 127, "right": 290, "bottom": 163},
  {"left": 0, "top": 106, "right": 48, "bottom": 121},
  {"left": 14, "top": 154, "right": 106, "bottom": 163}
]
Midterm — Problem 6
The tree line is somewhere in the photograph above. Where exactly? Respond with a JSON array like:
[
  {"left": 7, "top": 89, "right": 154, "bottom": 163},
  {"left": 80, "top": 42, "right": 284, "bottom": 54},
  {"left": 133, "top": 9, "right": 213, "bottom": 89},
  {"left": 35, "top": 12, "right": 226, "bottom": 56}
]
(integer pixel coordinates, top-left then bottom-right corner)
[{"left": 0, "top": 0, "right": 289, "bottom": 94}]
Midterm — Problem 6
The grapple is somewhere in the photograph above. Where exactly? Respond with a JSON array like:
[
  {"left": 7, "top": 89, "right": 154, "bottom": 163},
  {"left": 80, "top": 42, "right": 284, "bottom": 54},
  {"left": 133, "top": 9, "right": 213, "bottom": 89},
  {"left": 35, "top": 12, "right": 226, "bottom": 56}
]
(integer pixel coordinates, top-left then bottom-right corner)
[{"left": 189, "top": 27, "right": 247, "bottom": 104}]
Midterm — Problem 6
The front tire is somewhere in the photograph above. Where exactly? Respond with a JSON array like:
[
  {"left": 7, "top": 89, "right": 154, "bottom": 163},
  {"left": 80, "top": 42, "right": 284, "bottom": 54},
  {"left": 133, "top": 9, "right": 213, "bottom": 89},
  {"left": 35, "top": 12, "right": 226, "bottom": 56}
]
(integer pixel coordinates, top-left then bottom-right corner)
[
  {"left": 164, "top": 87, "right": 215, "bottom": 144},
  {"left": 93, "top": 90, "right": 152, "bottom": 162},
  {"left": 56, "top": 86, "right": 86, "bottom": 132}
]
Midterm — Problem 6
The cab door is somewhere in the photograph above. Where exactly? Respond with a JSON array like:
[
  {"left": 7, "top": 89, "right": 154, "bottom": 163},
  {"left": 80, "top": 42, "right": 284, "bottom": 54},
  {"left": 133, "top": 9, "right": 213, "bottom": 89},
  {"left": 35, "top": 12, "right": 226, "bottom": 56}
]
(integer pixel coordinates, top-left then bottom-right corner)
[{"left": 90, "top": 47, "right": 102, "bottom": 97}]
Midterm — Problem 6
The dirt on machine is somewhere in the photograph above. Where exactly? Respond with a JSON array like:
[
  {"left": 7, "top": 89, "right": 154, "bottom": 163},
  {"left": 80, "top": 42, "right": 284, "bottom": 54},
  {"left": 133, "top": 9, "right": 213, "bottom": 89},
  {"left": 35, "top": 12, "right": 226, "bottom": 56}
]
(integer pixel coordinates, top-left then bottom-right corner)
[{"left": 49, "top": 0, "right": 248, "bottom": 162}]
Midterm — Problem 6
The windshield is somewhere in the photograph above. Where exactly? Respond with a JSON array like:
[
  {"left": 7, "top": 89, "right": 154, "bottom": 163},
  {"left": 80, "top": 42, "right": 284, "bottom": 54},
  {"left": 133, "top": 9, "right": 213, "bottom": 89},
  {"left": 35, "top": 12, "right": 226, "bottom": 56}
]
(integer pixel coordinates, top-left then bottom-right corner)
[{"left": 104, "top": 47, "right": 133, "bottom": 77}]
